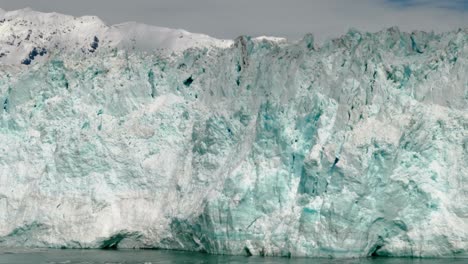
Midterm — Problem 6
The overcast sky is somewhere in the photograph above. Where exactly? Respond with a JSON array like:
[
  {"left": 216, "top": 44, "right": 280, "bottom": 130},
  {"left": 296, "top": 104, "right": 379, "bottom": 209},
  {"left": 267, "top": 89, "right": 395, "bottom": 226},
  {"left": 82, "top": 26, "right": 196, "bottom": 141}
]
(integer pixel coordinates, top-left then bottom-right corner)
[{"left": 0, "top": 0, "right": 467, "bottom": 41}]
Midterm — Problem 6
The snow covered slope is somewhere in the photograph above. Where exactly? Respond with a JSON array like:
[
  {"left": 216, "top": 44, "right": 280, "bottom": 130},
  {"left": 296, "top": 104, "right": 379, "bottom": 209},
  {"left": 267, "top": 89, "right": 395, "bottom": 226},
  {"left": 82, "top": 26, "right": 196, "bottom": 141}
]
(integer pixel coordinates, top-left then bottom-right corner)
[
  {"left": 0, "top": 8, "right": 232, "bottom": 65},
  {"left": 0, "top": 9, "right": 467, "bottom": 258}
]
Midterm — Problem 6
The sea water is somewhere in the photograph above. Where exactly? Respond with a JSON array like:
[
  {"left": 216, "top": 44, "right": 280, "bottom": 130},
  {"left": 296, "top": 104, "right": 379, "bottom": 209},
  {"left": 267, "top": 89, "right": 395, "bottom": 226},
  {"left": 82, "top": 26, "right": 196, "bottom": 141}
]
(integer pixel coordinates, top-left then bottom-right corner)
[{"left": 0, "top": 250, "right": 466, "bottom": 264}]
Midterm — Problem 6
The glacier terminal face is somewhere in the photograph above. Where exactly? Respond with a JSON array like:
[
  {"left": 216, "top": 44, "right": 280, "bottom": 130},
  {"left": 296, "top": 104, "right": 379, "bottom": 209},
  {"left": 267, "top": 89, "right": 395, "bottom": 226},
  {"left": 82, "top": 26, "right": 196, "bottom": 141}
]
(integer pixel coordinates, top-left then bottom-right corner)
[{"left": 0, "top": 9, "right": 467, "bottom": 258}]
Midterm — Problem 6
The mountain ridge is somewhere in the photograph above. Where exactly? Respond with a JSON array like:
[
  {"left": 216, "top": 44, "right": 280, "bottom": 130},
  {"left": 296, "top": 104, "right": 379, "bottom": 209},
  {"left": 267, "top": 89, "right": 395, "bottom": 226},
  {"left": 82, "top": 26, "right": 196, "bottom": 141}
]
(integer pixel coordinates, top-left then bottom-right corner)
[{"left": 1, "top": 8, "right": 466, "bottom": 66}]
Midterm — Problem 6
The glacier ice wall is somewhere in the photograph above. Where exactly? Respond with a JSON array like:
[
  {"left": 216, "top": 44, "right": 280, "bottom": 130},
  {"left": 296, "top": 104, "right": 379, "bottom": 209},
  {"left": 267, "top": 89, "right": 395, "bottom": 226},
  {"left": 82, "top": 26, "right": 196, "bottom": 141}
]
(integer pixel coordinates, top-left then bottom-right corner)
[{"left": 0, "top": 9, "right": 467, "bottom": 258}]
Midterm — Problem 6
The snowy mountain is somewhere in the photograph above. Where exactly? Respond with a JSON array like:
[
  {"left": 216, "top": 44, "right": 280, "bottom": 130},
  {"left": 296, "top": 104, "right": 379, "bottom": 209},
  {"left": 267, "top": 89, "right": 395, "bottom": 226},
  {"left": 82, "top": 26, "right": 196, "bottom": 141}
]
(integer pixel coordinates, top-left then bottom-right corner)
[
  {"left": 0, "top": 8, "right": 232, "bottom": 65},
  {"left": 0, "top": 8, "right": 467, "bottom": 258}
]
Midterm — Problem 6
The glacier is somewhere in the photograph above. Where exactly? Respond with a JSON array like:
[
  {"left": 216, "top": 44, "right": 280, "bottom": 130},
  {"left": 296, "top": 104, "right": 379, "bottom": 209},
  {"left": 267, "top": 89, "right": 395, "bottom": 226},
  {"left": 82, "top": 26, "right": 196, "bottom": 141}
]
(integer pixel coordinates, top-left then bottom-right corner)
[{"left": 0, "top": 8, "right": 467, "bottom": 258}]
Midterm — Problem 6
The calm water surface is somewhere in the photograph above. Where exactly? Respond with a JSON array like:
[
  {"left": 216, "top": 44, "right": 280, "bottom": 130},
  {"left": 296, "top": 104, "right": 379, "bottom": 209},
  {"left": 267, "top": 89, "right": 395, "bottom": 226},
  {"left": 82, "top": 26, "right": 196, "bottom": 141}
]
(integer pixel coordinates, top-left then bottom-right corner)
[{"left": 0, "top": 249, "right": 465, "bottom": 264}]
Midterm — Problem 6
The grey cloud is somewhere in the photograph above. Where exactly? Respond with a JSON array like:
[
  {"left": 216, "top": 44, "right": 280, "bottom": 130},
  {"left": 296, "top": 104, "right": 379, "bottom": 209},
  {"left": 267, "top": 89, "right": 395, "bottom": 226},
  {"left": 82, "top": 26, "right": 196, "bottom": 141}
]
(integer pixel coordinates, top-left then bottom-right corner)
[{"left": 0, "top": 0, "right": 466, "bottom": 42}]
